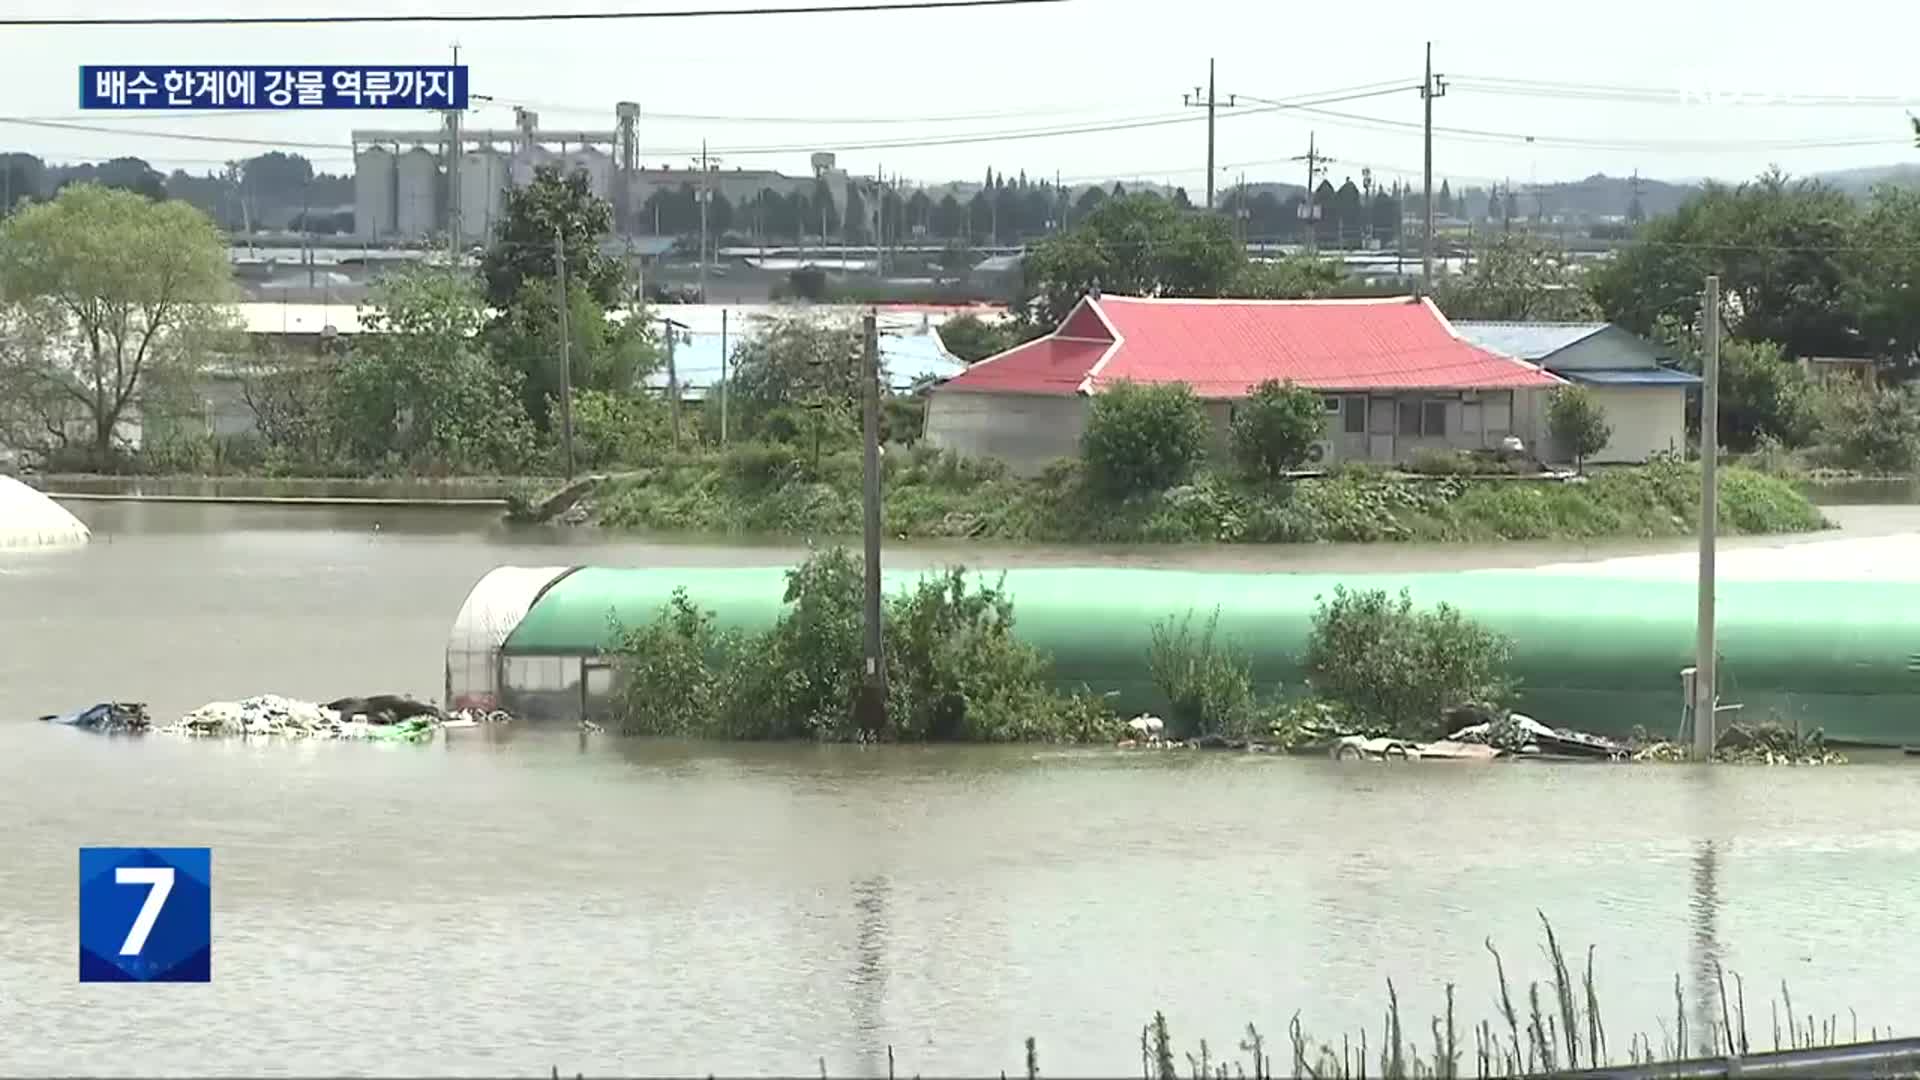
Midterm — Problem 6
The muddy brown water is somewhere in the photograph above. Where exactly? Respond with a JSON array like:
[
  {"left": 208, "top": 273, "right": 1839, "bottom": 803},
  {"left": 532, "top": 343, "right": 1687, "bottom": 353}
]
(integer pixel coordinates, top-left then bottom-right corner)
[{"left": 4, "top": 501, "right": 1919, "bottom": 1076}]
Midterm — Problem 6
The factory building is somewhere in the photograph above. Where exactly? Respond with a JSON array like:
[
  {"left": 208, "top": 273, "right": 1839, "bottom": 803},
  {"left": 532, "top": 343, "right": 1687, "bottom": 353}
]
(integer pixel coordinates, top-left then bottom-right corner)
[{"left": 353, "top": 104, "right": 875, "bottom": 243}]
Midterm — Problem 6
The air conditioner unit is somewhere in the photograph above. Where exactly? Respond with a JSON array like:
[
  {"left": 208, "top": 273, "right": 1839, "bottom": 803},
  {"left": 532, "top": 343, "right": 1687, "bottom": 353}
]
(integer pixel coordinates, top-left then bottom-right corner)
[{"left": 1306, "top": 440, "right": 1333, "bottom": 466}]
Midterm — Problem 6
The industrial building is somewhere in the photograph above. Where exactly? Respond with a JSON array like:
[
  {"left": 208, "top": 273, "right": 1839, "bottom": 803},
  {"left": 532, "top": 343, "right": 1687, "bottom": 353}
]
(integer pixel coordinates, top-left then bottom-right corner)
[{"left": 353, "top": 103, "right": 877, "bottom": 244}]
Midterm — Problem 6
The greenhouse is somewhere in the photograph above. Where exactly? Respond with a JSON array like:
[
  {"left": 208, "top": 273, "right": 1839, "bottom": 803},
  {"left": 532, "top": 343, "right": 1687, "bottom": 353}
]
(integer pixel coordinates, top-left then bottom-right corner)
[
  {"left": 446, "top": 563, "right": 1920, "bottom": 745},
  {"left": 0, "top": 476, "right": 90, "bottom": 549}
]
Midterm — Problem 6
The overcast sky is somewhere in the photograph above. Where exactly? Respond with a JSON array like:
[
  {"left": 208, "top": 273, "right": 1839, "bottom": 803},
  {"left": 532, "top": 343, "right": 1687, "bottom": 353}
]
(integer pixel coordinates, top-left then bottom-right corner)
[{"left": 2, "top": 0, "right": 1918, "bottom": 191}]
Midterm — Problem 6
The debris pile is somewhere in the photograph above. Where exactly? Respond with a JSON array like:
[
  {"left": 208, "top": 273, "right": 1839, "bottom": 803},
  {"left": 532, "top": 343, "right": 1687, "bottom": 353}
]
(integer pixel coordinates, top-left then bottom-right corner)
[
  {"left": 155, "top": 694, "right": 443, "bottom": 743},
  {"left": 1446, "top": 710, "right": 1630, "bottom": 760},
  {"left": 1633, "top": 721, "right": 1846, "bottom": 765}
]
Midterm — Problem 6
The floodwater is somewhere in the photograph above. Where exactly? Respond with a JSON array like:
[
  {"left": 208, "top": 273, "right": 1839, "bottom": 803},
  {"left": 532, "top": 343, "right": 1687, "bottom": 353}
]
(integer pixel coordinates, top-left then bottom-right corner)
[{"left": 4, "top": 502, "right": 1920, "bottom": 1076}]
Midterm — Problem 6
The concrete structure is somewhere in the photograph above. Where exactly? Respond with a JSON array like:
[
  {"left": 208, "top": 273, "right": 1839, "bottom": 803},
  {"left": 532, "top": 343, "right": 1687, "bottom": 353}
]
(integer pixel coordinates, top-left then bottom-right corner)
[
  {"left": 457, "top": 149, "right": 509, "bottom": 244},
  {"left": 394, "top": 147, "right": 442, "bottom": 239},
  {"left": 1453, "top": 322, "right": 1698, "bottom": 464},
  {"left": 353, "top": 147, "right": 395, "bottom": 239},
  {"left": 924, "top": 294, "right": 1567, "bottom": 475}
]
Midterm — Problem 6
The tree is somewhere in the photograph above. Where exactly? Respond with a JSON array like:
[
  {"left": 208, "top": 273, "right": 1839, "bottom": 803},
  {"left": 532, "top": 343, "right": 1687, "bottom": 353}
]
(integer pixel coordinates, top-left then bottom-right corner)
[
  {"left": 906, "top": 189, "right": 932, "bottom": 234},
  {"left": 1658, "top": 326, "right": 1819, "bottom": 451},
  {"left": 481, "top": 165, "right": 624, "bottom": 310},
  {"left": 1590, "top": 170, "right": 1862, "bottom": 359},
  {"left": 716, "top": 316, "right": 871, "bottom": 444},
  {"left": 936, "top": 313, "right": 1015, "bottom": 363},
  {"left": 1230, "top": 254, "right": 1350, "bottom": 299},
  {"left": 332, "top": 267, "right": 535, "bottom": 471},
  {"left": 1229, "top": 379, "right": 1326, "bottom": 479},
  {"left": 1851, "top": 185, "right": 1920, "bottom": 374},
  {"left": 1546, "top": 385, "right": 1612, "bottom": 471},
  {"left": 0, "top": 153, "right": 46, "bottom": 213},
  {"left": 1434, "top": 233, "right": 1600, "bottom": 321},
  {"left": 1018, "top": 193, "right": 1241, "bottom": 326},
  {"left": 488, "top": 280, "right": 659, "bottom": 432},
  {"left": 239, "top": 152, "right": 314, "bottom": 201},
  {"left": 931, "top": 193, "right": 964, "bottom": 239},
  {"left": 1079, "top": 379, "right": 1212, "bottom": 495},
  {"left": 58, "top": 157, "right": 168, "bottom": 201},
  {"left": 0, "top": 184, "right": 231, "bottom": 466},
  {"left": 1170, "top": 187, "right": 1192, "bottom": 210}
]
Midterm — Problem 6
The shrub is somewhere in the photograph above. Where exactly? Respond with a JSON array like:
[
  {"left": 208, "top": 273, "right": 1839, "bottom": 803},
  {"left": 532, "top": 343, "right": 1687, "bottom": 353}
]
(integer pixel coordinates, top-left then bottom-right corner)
[
  {"left": 1546, "top": 385, "right": 1612, "bottom": 471},
  {"left": 1147, "top": 609, "right": 1261, "bottom": 740},
  {"left": 1228, "top": 379, "right": 1325, "bottom": 480},
  {"left": 1302, "top": 586, "right": 1513, "bottom": 739},
  {"left": 1814, "top": 378, "right": 1920, "bottom": 474},
  {"left": 1405, "top": 448, "right": 1474, "bottom": 476},
  {"left": 572, "top": 388, "right": 667, "bottom": 469},
  {"left": 610, "top": 589, "right": 728, "bottom": 736},
  {"left": 1080, "top": 380, "right": 1212, "bottom": 496},
  {"left": 936, "top": 313, "right": 1016, "bottom": 363},
  {"left": 1704, "top": 339, "right": 1820, "bottom": 451}
]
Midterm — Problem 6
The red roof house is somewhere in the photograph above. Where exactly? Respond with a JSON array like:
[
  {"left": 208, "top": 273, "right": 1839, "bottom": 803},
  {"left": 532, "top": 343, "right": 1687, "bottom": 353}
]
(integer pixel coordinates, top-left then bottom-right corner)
[{"left": 924, "top": 293, "right": 1568, "bottom": 473}]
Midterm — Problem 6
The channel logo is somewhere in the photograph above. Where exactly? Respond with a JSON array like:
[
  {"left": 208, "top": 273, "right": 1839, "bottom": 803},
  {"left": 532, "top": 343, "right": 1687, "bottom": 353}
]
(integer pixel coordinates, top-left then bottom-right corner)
[{"left": 78, "top": 847, "right": 211, "bottom": 982}]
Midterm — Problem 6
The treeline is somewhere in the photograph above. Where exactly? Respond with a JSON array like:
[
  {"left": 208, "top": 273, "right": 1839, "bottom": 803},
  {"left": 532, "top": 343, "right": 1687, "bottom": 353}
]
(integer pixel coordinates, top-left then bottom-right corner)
[{"left": 0, "top": 150, "right": 354, "bottom": 233}]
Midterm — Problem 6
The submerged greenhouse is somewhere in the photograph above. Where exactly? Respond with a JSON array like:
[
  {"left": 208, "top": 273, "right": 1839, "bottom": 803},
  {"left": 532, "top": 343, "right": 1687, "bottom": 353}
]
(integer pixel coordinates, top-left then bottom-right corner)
[
  {"left": 0, "top": 476, "right": 89, "bottom": 549},
  {"left": 446, "top": 563, "right": 1920, "bottom": 745}
]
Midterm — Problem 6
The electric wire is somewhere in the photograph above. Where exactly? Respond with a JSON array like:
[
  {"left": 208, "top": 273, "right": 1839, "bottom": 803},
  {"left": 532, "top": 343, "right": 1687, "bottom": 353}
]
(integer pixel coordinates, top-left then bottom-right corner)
[{"left": 0, "top": 0, "right": 1068, "bottom": 27}]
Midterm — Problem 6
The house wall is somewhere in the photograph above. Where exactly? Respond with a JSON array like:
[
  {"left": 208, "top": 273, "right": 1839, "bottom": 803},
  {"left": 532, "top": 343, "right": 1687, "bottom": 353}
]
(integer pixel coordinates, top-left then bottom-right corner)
[
  {"left": 1577, "top": 385, "right": 1686, "bottom": 463},
  {"left": 922, "top": 390, "right": 1088, "bottom": 475},
  {"left": 1540, "top": 327, "right": 1668, "bottom": 372},
  {"left": 1311, "top": 390, "right": 1550, "bottom": 465}
]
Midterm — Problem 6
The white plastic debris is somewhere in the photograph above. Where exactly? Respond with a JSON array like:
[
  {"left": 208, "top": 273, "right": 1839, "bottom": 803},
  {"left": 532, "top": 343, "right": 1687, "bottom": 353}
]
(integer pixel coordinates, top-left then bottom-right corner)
[{"left": 157, "top": 694, "right": 442, "bottom": 742}]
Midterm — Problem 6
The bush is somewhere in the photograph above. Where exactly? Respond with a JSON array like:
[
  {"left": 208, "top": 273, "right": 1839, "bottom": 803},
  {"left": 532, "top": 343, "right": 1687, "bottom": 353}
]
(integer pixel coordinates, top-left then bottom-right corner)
[
  {"left": 1302, "top": 586, "right": 1513, "bottom": 739},
  {"left": 1147, "top": 608, "right": 1261, "bottom": 740},
  {"left": 1546, "top": 385, "right": 1612, "bottom": 470},
  {"left": 607, "top": 549, "right": 1117, "bottom": 743},
  {"left": 572, "top": 388, "right": 667, "bottom": 469},
  {"left": 1814, "top": 379, "right": 1920, "bottom": 474},
  {"left": 1704, "top": 339, "right": 1820, "bottom": 451},
  {"left": 1228, "top": 379, "right": 1325, "bottom": 480},
  {"left": 936, "top": 313, "right": 1016, "bottom": 363},
  {"left": 1080, "top": 380, "right": 1212, "bottom": 496}
]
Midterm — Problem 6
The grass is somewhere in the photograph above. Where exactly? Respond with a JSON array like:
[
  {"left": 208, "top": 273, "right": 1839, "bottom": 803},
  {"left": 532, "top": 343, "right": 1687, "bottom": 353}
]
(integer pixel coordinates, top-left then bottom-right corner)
[
  {"left": 587, "top": 446, "right": 1831, "bottom": 545},
  {"left": 550, "top": 915, "right": 1911, "bottom": 1079}
]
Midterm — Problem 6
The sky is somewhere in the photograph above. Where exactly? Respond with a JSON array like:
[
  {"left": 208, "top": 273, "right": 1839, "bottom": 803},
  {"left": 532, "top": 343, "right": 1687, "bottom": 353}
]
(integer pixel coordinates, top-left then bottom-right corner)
[{"left": 1, "top": 0, "right": 1918, "bottom": 193}]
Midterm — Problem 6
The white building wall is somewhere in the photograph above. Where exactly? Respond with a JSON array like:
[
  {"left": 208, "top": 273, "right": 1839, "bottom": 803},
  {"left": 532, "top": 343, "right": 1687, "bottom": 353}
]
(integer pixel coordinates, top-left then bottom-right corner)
[
  {"left": 1580, "top": 386, "right": 1687, "bottom": 463},
  {"left": 922, "top": 391, "right": 1087, "bottom": 475}
]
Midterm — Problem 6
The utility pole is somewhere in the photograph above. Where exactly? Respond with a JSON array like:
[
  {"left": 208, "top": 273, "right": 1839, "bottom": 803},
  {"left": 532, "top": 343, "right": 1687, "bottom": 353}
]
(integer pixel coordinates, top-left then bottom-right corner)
[
  {"left": 1421, "top": 41, "right": 1448, "bottom": 292},
  {"left": 1289, "top": 132, "right": 1331, "bottom": 253},
  {"left": 445, "top": 42, "right": 462, "bottom": 263},
  {"left": 693, "top": 140, "right": 719, "bottom": 304},
  {"left": 1181, "top": 58, "right": 1236, "bottom": 212},
  {"left": 855, "top": 310, "right": 887, "bottom": 738},
  {"left": 1693, "top": 275, "right": 1722, "bottom": 761},
  {"left": 719, "top": 308, "right": 729, "bottom": 446},
  {"left": 661, "top": 316, "right": 684, "bottom": 450},
  {"left": 554, "top": 226, "right": 575, "bottom": 478}
]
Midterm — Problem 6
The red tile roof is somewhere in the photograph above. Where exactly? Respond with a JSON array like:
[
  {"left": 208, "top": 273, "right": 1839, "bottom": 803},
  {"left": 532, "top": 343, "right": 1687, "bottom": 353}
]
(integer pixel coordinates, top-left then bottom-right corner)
[{"left": 939, "top": 294, "right": 1562, "bottom": 397}]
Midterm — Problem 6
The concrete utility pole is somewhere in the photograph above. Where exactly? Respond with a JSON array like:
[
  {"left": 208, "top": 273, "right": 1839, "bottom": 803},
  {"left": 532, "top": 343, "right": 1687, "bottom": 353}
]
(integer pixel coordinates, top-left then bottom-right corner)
[
  {"left": 855, "top": 310, "right": 887, "bottom": 738},
  {"left": 1693, "top": 275, "right": 1722, "bottom": 761},
  {"left": 555, "top": 226, "right": 575, "bottom": 479},
  {"left": 660, "top": 316, "right": 686, "bottom": 449},
  {"left": 1182, "top": 58, "right": 1236, "bottom": 212},
  {"left": 1290, "top": 132, "right": 1332, "bottom": 253},
  {"left": 719, "top": 307, "right": 729, "bottom": 445},
  {"left": 693, "top": 140, "right": 719, "bottom": 303},
  {"left": 1421, "top": 41, "right": 1448, "bottom": 292}
]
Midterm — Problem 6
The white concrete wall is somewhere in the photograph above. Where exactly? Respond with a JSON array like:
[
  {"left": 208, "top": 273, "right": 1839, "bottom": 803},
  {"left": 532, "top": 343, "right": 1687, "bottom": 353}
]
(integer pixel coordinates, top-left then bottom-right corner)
[
  {"left": 1580, "top": 385, "right": 1686, "bottom": 463},
  {"left": 922, "top": 390, "right": 1088, "bottom": 475}
]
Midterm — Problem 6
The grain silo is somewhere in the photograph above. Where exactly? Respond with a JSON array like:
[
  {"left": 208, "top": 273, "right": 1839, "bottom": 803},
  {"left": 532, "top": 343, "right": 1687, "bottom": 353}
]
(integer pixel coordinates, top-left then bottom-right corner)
[
  {"left": 508, "top": 145, "right": 558, "bottom": 188},
  {"left": 395, "top": 146, "right": 442, "bottom": 239},
  {"left": 458, "top": 149, "right": 509, "bottom": 243},
  {"left": 354, "top": 146, "right": 396, "bottom": 239},
  {"left": 566, "top": 148, "right": 613, "bottom": 201}
]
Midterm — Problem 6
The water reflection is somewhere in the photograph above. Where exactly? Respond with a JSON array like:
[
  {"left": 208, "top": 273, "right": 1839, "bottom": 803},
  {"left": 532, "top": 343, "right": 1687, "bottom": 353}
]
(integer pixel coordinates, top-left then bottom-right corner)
[
  {"left": 851, "top": 875, "right": 891, "bottom": 1075},
  {"left": 1688, "top": 839, "right": 1724, "bottom": 1057}
]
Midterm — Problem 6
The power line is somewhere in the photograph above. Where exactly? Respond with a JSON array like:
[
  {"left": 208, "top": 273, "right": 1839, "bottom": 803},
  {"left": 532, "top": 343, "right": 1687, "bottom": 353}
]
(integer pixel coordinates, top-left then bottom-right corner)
[
  {"left": 0, "top": 116, "right": 351, "bottom": 151},
  {"left": 471, "top": 95, "right": 1157, "bottom": 127},
  {"left": 1451, "top": 75, "right": 1920, "bottom": 110},
  {"left": 0, "top": 0, "right": 1066, "bottom": 26}
]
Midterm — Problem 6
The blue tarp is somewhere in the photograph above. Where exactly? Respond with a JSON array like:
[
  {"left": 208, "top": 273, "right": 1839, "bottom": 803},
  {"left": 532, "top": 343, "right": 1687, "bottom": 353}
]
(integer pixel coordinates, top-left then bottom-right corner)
[{"left": 643, "top": 330, "right": 964, "bottom": 400}]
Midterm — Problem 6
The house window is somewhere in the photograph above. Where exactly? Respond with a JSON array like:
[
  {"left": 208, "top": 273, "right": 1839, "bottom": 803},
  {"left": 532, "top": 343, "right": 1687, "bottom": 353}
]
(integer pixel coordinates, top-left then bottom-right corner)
[
  {"left": 1322, "top": 395, "right": 1343, "bottom": 414},
  {"left": 1398, "top": 398, "right": 1448, "bottom": 437},
  {"left": 1343, "top": 396, "right": 1366, "bottom": 434}
]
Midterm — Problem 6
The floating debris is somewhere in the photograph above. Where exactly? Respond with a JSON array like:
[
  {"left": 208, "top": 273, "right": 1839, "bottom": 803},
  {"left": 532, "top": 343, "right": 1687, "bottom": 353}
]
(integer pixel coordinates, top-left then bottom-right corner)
[
  {"left": 40, "top": 702, "right": 150, "bottom": 733},
  {"left": 156, "top": 694, "right": 441, "bottom": 743},
  {"left": 1634, "top": 721, "right": 1848, "bottom": 765}
]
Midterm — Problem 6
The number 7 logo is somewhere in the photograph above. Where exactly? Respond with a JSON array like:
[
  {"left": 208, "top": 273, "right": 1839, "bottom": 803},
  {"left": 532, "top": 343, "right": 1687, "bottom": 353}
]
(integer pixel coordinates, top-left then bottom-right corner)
[
  {"left": 79, "top": 847, "right": 211, "bottom": 982},
  {"left": 114, "top": 866, "right": 175, "bottom": 956}
]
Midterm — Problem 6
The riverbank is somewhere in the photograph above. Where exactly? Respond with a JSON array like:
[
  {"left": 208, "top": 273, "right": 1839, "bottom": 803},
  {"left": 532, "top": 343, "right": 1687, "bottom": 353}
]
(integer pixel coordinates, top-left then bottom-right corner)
[{"left": 580, "top": 449, "right": 1828, "bottom": 544}]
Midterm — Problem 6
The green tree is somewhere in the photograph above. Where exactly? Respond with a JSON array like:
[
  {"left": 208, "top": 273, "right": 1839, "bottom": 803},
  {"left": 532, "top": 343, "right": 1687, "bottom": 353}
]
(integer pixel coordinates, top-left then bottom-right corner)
[
  {"left": 716, "top": 316, "right": 869, "bottom": 444},
  {"left": 0, "top": 153, "right": 46, "bottom": 213},
  {"left": 935, "top": 313, "right": 1015, "bottom": 363},
  {"left": 1079, "top": 379, "right": 1212, "bottom": 495},
  {"left": 488, "top": 281, "right": 659, "bottom": 432},
  {"left": 1303, "top": 586, "right": 1513, "bottom": 738},
  {"left": 481, "top": 165, "right": 624, "bottom": 310},
  {"left": 1019, "top": 194, "right": 1242, "bottom": 326},
  {"left": 1546, "top": 384, "right": 1612, "bottom": 471},
  {"left": 0, "top": 183, "right": 231, "bottom": 466},
  {"left": 1435, "top": 233, "right": 1600, "bottom": 321},
  {"left": 1659, "top": 325, "right": 1820, "bottom": 451},
  {"left": 1815, "top": 379, "right": 1920, "bottom": 473},
  {"left": 1229, "top": 379, "right": 1326, "bottom": 479},
  {"left": 1851, "top": 185, "right": 1920, "bottom": 374},
  {"left": 1230, "top": 255, "right": 1350, "bottom": 299},
  {"left": 1590, "top": 171, "right": 1862, "bottom": 359},
  {"left": 332, "top": 267, "right": 535, "bottom": 472}
]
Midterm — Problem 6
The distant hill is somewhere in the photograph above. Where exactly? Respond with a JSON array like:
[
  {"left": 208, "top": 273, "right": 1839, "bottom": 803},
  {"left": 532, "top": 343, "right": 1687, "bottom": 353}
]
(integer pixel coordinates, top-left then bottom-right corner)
[{"left": 1810, "top": 163, "right": 1920, "bottom": 197}]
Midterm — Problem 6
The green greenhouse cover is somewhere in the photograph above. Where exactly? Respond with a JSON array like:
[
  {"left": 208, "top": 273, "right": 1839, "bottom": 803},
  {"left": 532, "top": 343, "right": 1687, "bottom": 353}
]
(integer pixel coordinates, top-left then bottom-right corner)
[{"left": 501, "top": 566, "right": 1920, "bottom": 744}]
